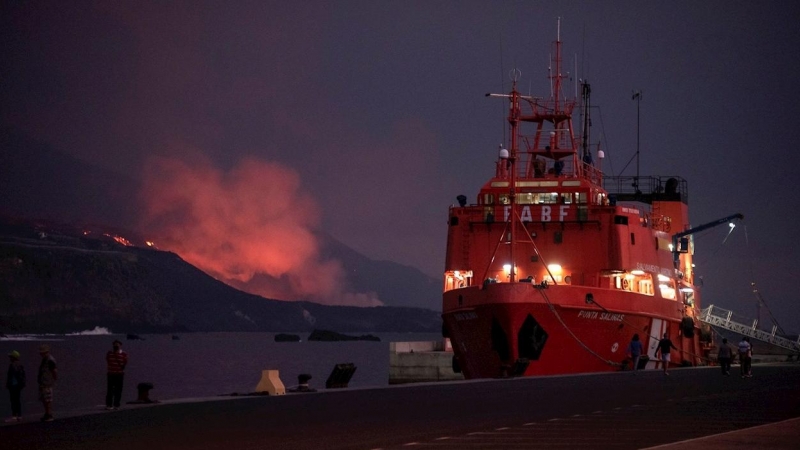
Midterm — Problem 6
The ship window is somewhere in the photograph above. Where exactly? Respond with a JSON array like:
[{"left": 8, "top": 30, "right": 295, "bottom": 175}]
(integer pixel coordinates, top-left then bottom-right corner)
[
  {"left": 450, "top": 216, "right": 459, "bottom": 226},
  {"left": 576, "top": 192, "right": 588, "bottom": 204},
  {"left": 560, "top": 193, "right": 573, "bottom": 204},
  {"left": 517, "top": 193, "right": 535, "bottom": 204},
  {"left": 537, "top": 193, "right": 558, "bottom": 204},
  {"left": 614, "top": 215, "right": 628, "bottom": 225},
  {"left": 484, "top": 193, "right": 495, "bottom": 205}
]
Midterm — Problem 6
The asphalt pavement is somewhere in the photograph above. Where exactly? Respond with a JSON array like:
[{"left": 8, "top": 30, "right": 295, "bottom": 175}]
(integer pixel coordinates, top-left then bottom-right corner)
[{"left": 2, "top": 363, "right": 799, "bottom": 449}]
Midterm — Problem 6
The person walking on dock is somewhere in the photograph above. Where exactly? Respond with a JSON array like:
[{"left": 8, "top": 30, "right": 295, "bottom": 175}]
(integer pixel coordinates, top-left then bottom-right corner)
[
  {"left": 37, "top": 344, "right": 57, "bottom": 422},
  {"left": 655, "top": 333, "right": 678, "bottom": 375},
  {"left": 105, "top": 339, "right": 128, "bottom": 410},
  {"left": 626, "top": 334, "right": 643, "bottom": 374},
  {"left": 5, "top": 350, "right": 26, "bottom": 423},
  {"left": 717, "top": 338, "right": 733, "bottom": 376},
  {"left": 738, "top": 336, "right": 752, "bottom": 378}
]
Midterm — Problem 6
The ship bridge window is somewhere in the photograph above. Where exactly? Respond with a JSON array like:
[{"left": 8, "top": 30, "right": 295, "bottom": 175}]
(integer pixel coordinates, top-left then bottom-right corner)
[
  {"left": 518, "top": 193, "right": 535, "bottom": 204},
  {"left": 537, "top": 193, "right": 559, "bottom": 204},
  {"left": 575, "top": 192, "right": 588, "bottom": 204},
  {"left": 560, "top": 193, "right": 573, "bottom": 204},
  {"left": 483, "top": 193, "right": 494, "bottom": 205}
]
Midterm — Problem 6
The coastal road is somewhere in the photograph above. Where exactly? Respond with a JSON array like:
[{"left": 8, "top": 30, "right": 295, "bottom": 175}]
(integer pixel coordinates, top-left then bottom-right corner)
[{"left": 3, "top": 364, "right": 800, "bottom": 449}]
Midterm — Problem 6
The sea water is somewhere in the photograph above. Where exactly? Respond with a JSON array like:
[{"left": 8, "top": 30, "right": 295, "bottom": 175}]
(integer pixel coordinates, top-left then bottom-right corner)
[{"left": 0, "top": 331, "right": 441, "bottom": 417}]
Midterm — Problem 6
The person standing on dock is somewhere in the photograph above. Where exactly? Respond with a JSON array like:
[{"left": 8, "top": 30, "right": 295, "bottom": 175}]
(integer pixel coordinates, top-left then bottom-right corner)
[
  {"left": 37, "top": 344, "right": 57, "bottom": 422},
  {"left": 738, "top": 336, "right": 752, "bottom": 378},
  {"left": 5, "top": 350, "right": 26, "bottom": 423},
  {"left": 626, "top": 334, "right": 643, "bottom": 374},
  {"left": 717, "top": 338, "right": 733, "bottom": 376},
  {"left": 655, "top": 333, "right": 678, "bottom": 375},
  {"left": 105, "top": 339, "right": 128, "bottom": 410}
]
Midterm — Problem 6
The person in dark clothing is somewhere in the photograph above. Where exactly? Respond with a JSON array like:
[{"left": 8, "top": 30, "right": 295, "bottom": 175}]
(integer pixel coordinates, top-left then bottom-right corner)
[
  {"left": 654, "top": 333, "right": 678, "bottom": 375},
  {"left": 105, "top": 339, "right": 128, "bottom": 410},
  {"left": 5, "top": 350, "right": 26, "bottom": 423},
  {"left": 717, "top": 338, "right": 733, "bottom": 376},
  {"left": 626, "top": 334, "right": 644, "bottom": 374},
  {"left": 38, "top": 344, "right": 57, "bottom": 422}
]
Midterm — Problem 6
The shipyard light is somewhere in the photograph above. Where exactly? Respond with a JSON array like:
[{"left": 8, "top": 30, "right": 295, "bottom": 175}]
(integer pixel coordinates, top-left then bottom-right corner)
[
  {"left": 729, "top": 222, "right": 736, "bottom": 229},
  {"left": 547, "top": 264, "right": 562, "bottom": 274}
]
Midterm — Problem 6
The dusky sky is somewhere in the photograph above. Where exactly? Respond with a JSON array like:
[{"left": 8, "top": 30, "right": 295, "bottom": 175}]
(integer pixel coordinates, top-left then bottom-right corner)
[{"left": 2, "top": 1, "right": 799, "bottom": 331}]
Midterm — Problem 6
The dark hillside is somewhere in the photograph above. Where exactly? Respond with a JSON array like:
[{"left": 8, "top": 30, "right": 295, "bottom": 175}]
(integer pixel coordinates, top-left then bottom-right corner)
[{"left": 0, "top": 218, "right": 442, "bottom": 334}]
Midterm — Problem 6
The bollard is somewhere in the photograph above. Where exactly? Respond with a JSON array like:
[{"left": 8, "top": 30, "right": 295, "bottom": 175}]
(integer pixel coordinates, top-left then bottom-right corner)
[
  {"left": 297, "top": 374, "right": 312, "bottom": 391},
  {"left": 288, "top": 373, "right": 316, "bottom": 393}
]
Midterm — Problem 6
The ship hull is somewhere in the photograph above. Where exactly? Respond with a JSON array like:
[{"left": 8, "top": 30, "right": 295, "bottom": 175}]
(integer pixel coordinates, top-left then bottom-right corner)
[{"left": 443, "top": 283, "right": 704, "bottom": 379}]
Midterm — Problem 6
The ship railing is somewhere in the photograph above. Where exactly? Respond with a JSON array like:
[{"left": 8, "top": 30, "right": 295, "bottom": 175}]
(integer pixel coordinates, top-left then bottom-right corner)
[
  {"left": 512, "top": 149, "right": 603, "bottom": 186},
  {"left": 700, "top": 304, "right": 800, "bottom": 353},
  {"left": 603, "top": 176, "right": 688, "bottom": 205}
]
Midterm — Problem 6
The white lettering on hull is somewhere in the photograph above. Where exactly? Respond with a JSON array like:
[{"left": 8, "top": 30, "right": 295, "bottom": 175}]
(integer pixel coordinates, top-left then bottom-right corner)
[
  {"left": 578, "top": 310, "right": 625, "bottom": 322},
  {"left": 502, "top": 205, "right": 572, "bottom": 222}
]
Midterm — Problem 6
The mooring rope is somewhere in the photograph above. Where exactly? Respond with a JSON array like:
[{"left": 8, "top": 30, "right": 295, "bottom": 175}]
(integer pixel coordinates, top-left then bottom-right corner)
[{"left": 535, "top": 287, "right": 623, "bottom": 367}]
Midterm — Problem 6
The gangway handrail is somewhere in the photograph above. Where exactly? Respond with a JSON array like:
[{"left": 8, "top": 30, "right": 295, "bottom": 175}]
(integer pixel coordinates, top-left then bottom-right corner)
[{"left": 700, "top": 304, "right": 800, "bottom": 353}]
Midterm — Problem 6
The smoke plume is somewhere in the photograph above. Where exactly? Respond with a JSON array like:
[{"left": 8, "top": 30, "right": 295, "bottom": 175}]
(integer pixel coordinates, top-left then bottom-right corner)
[{"left": 139, "top": 155, "right": 382, "bottom": 306}]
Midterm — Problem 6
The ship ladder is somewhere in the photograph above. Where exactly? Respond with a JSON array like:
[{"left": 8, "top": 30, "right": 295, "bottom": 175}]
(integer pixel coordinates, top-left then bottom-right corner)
[{"left": 699, "top": 305, "right": 800, "bottom": 354}]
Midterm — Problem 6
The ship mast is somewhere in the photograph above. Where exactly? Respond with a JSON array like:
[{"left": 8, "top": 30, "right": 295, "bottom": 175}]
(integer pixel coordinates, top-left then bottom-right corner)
[{"left": 486, "top": 19, "right": 572, "bottom": 284}]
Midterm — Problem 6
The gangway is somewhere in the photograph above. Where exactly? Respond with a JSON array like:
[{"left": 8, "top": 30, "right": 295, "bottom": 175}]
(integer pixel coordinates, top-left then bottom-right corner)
[{"left": 700, "top": 305, "right": 800, "bottom": 353}]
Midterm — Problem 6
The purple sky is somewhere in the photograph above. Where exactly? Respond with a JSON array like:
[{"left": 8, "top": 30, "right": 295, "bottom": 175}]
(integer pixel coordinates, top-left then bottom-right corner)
[{"left": 3, "top": 1, "right": 800, "bottom": 331}]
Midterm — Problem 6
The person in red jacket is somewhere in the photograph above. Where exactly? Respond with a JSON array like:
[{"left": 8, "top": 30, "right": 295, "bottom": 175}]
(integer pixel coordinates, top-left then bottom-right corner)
[{"left": 105, "top": 340, "right": 128, "bottom": 410}]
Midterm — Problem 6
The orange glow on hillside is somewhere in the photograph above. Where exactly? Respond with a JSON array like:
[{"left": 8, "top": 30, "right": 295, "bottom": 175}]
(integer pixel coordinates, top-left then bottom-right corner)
[{"left": 138, "top": 155, "right": 382, "bottom": 306}]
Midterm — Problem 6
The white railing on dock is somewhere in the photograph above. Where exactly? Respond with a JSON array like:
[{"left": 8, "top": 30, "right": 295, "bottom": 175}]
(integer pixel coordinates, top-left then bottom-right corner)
[{"left": 700, "top": 305, "right": 800, "bottom": 353}]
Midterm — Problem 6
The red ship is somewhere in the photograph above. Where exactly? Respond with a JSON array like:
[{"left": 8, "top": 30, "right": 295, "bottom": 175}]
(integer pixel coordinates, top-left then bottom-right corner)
[{"left": 441, "top": 22, "right": 741, "bottom": 379}]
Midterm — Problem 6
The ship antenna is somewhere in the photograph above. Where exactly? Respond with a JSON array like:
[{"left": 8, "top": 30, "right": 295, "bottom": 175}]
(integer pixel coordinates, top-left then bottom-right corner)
[
  {"left": 499, "top": 32, "right": 506, "bottom": 145},
  {"left": 632, "top": 90, "right": 642, "bottom": 194}
]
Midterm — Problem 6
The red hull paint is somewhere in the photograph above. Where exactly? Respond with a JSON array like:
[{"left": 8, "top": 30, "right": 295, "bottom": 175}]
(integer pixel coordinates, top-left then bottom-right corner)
[{"left": 443, "top": 284, "right": 701, "bottom": 379}]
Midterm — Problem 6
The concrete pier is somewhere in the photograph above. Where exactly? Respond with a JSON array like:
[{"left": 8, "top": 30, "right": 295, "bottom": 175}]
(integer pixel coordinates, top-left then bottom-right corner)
[
  {"left": 3, "top": 362, "right": 799, "bottom": 449},
  {"left": 388, "top": 340, "right": 463, "bottom": 384}
]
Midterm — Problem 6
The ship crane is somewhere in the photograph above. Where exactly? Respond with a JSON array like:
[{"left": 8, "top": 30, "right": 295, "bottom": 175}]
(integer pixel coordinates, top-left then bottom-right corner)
[{"left": 671, "top": 213, "right": 744, "bottom": 268}]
